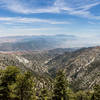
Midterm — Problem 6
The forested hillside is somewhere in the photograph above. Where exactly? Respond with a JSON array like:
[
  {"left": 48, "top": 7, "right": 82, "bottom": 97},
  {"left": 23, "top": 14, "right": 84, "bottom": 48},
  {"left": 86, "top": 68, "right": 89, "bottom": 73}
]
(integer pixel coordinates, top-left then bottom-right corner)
[
  {"left": 0, "top": 66, "right": 100, "bottom": 100},
  {"left": 0, "top": 47, "right": 100, "bottom": 99}
]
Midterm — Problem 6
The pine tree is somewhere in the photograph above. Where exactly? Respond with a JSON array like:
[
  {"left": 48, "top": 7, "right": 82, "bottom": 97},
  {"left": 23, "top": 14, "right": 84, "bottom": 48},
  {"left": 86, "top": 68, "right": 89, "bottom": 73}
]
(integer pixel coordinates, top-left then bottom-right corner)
[
  {"left": 52, "top": 69, "right": 68, "bottom": 100},
  {"left": 67, "top": 88, "right": 76, "bottom": 100},
  {"left": 76, "top": 91, "right": 85, "bottom": 100},
  {"left": 15, "top": 71, "right": 36, "bottom": 100},
  {"left": 91, "top": 94, "right": 95, "bottom": 100},
  {"left": 0, "top": 66, "right": 20, "bottom": 100},
  {"left": 76, "top": 90, "right": 92, "bottom": 100},
  {"left": 39, "top": 88, "right": 49, "bottom": 100},
  {"left": 92, "top": 84, "right": 100, "bottom": 100}
]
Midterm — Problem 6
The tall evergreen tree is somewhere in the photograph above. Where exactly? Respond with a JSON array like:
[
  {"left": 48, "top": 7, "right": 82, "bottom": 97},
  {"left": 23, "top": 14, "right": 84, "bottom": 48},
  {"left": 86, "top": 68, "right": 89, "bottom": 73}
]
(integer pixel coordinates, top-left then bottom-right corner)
[
  {"left": 39, "top": 88, "right": 49, "bottom": 100},
  {"left": 15, "top": 71, "right": 36, "bottom": 100},
  {"left": 0, "top": 66, "right": 20, "bottom": 100},
  {"left": 91, "top": 94, "right": 95, "bottom": 100},
  {"left": 67, "top": 88, "right": 76, "bottom": 100},
  {"left": 92, "top": 84, "right": 100, "bottom": 100},
  {"left": 52, "top": 69, "right": 68, "bottom": 100}
]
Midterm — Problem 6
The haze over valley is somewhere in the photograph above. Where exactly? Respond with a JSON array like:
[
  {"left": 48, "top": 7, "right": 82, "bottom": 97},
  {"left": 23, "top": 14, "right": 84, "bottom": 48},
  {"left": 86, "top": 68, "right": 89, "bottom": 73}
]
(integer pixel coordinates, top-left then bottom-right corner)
[{"left": 0, "top": 0, "right": 100, "bottom": 99}]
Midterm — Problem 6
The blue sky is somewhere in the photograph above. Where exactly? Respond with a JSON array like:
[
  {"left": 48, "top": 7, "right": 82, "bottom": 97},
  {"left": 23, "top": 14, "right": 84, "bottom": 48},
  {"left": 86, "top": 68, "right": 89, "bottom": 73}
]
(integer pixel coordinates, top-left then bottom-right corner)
[{"left": 0, "top": 0, "right": 100, "bottom": 46}]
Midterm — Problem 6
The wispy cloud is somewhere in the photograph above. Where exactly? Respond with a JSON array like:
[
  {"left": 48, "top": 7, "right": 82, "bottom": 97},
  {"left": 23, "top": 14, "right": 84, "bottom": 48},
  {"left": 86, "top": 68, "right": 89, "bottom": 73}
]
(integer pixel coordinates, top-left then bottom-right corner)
[
  {"left": 0, "top": 17, "right": 70, "bottom": 25},
  {"left": 0, "top": 0, "right": 59, "bottom": 14},
  {"left": 0, "top": 0, "right": 100, "bottom": 19},
  {"left": 0, "top": 0, "right": 31, "bottom": 14},
  {"left": 54, "top": 0, "right": 100, "bottom": 19},
  {"left": 0, "top": 26, "right": 67, "bottom": 37}
]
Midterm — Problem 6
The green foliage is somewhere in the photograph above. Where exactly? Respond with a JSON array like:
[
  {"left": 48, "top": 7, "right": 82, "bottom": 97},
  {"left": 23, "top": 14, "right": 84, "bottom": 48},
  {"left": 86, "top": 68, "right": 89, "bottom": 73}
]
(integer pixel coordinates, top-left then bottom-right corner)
[
  {"left": 15, "top": 71, "right": 36, "bottom": 100},
  {"left": 0, "top": 66, "right": 100, "bottom": 100},
  {"left": 92, "top": 84, "right": 100, "bottom": 100},
  {"left": 52, "top": 69, "right": 68, "bottom": 100},
  {"left": 0, "top": 66, "right": 36, "bottom": 100},
  {"left": 0, "top": 66, "right": 20, "bottom": 100},
  {"left": 67, "top": 88, "right": 76, "bottom": 100},
  {"left": 76, "top": 90, "right": 92, "bottom": 100},
  {"left": 39, "top": 88, "right": 49, "bottom": 100}
]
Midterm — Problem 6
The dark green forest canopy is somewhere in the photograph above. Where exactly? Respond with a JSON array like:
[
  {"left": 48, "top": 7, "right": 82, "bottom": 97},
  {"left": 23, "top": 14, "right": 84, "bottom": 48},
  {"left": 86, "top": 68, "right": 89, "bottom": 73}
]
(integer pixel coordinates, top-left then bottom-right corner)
[{"left": 0, "top": 66, "right": 99, "bottom": 100}]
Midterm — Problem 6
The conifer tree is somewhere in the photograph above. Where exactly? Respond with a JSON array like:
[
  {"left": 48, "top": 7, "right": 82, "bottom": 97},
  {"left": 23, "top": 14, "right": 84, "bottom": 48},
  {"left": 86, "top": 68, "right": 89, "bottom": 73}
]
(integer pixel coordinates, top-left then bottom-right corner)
[
  {"left": 91, "top": 94, "right": 95, "bottom": 100},
  {"left": 0, "top": 66, "right": 20, "bottom": 100},
  {"left": 39, "top": 88, "right": 49, "bottom": 100},
  {"left": 15, "top": 71, "right": 36, "bottom": 100},
  {"left": 92, "top": 84, "right": 100, "bottom": 100},
  {"left": 76, "top": 90, "right": 92, "bottom": 100},
  {"left": 67, "top": 88, "right": 76, "bottom": 100},
  {"left": 52, "top": 69, "right": 68, "bottom": 100}
]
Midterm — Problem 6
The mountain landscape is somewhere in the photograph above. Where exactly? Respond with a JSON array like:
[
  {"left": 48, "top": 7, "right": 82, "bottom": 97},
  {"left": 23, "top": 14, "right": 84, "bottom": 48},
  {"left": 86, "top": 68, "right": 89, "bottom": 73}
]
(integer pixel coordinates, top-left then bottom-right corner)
[
  {"left": 0, "top": 0, "right": 100, "bottom": 99},
  {"left": 0, "top": 35, "right": 77, "bottom": 51},
  {"left": 0, "top": 35, "right": 100, "bottom": 99},
  {"left": 0, "top": 42, "right": 99, "bottom": 91}
]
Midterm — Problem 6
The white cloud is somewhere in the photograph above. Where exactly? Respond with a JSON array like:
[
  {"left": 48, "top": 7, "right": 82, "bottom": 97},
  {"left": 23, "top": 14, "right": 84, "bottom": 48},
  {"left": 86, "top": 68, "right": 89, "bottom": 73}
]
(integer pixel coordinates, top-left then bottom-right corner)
[
  {"left": 0, "top": 27, "right": 66, "bottom": 37},
  {"left": 0, "top": 17, "right": 70, "bottom": 25},
  {"left": 0, "top": 0, "right": 59, "bottom": 14},
  {"left": 55, "top": 0, "right": 100, "bottom": 19},
  {"left": 0, "top": 0, "right": 31, "bottom": 13},
  {"left": 0, "top": 0, "right": 100, "bottom": 19},
  {"left": 88, "top": 21, "right": 96, "bottom": 25}
]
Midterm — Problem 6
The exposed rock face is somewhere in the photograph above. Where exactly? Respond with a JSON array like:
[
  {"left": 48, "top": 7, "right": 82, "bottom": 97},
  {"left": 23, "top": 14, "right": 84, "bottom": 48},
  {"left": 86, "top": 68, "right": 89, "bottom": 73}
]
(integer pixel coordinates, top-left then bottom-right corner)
[
  {"left": 0, "top": 48, "right": 72, "bottom": 72},
  {"left": 0, "top": 47, "right": 100, "bottom": 90},
  {"left": 0, "top": 52, "right": 53, "bottom": 91},
  {"left": 46, "top": 47, "right": 100, "bottom": 90}
]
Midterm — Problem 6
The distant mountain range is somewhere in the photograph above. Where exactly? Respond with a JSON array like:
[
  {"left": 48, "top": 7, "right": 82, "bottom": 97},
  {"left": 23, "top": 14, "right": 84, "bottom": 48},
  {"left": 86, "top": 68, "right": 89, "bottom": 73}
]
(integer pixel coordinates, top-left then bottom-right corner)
[
  {"left": 0, "top": 35, "right": 77, "bottom": 51},
  {"left": 0, "top": 35, "right": 100, "bottom": 91}
]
